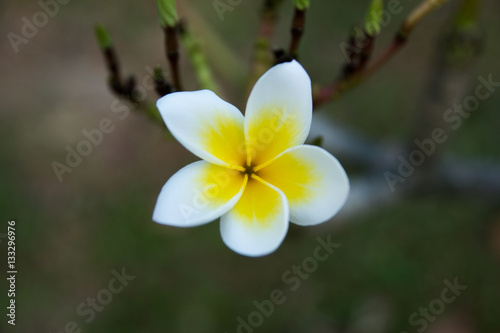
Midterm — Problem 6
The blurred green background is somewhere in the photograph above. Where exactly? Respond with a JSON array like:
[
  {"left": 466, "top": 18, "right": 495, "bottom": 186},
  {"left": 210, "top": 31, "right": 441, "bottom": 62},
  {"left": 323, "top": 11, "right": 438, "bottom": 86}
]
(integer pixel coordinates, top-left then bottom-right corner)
[{"left": 1, "top": 0, "right": 500, "bottom": 332}]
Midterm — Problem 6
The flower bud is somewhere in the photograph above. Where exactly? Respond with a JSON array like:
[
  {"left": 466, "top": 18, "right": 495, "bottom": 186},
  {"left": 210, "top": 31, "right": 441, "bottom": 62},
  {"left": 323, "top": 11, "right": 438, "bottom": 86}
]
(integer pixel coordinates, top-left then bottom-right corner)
[
  {"left": 293, "top": 0, "right": 310, "bottom": 10},
  {"left": 157, "top": 0, "right": 178, "bottom": 28},
  {"left": 365, "top": 0, "right": 383, "bottom": 37}
]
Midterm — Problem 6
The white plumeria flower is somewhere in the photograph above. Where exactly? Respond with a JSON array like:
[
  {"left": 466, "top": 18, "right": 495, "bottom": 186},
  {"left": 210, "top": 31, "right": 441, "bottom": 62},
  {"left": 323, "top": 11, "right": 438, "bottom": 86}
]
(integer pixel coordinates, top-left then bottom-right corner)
[{"left": 153, "top": 60, "right": 349, "bottom": 257}]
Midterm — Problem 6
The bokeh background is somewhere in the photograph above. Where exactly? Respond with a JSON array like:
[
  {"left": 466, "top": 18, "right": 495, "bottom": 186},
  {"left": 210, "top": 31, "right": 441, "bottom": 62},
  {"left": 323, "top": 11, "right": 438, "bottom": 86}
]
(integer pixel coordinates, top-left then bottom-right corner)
[{"left": 1, "top": 0, "right": 500, "bottom": 332}]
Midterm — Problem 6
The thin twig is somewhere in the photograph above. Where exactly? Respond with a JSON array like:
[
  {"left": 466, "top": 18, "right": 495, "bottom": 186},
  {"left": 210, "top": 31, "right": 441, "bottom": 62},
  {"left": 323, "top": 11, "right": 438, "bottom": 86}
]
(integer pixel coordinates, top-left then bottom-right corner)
[
  {"left": 103, "top": 48, "right": 122, "bottom": 86},
  {"left": 313, "top": 0, "right": 451, "bottom": 109},
  {"left": 165, "top": 25, "right": 182, "bottom": 91},
  {"left": 100, "top": 50, "right": 136, "bottom": 104},
  {"left": 288, "top": 7, "right": 306, "bottom": 58},
  {"left": 401, "top": 0, "right": 450, "bottom": 38},
  {"left": 153, "top": 66, "right": 173, "bottom": 97},
  {"left": 96, "top": 35, "right": 164, "bottom": 124},
  {"left": 356, "top": 34, "right": 406, "bottom": 83},
  {"left": 339, "top": 27, "right": 376, "bottom": 81},
  {"left": 178, "top": 20, "right": 219, "bottom": 93}
]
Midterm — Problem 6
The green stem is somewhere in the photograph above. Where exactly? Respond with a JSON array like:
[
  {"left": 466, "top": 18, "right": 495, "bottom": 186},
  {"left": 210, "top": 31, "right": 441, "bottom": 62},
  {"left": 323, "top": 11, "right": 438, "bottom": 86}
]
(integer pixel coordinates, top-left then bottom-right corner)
[{"left": 178, "top": 21, "right": 219, "bottom": 93}]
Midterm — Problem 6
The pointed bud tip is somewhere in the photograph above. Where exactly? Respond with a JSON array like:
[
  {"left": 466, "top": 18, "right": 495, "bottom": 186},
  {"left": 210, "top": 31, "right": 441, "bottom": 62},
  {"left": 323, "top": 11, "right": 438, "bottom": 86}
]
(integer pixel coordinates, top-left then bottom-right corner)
[
  {"left": 294, "top": 0, "right": 310, "bottom": 10},
  {"left": 94, "top": 24, "right": 112, "bottom": 49},
  {"left": 157, "top": 0, "right": 178, "bottom": 28},
  {"left": 365, "top": 0, "right": 384, "bottom": 37}
]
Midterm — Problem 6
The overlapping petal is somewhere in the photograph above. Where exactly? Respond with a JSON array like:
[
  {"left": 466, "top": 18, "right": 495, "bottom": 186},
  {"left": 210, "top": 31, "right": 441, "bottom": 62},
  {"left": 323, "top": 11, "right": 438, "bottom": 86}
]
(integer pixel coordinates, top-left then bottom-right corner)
[
  {"left": 257, "top": 145, "right": 349, "bottom": 226},
  {"left": 220, "top": 177, "right": 289, "bottom": 257},
  {"left": 244, "top": 60, "right": 313, "bottom": 165},
  {"left": 157, "top": 90, "right": 247, "bottom": 167},
  {"left": 153, "top": 161, "right": 247, "bottom": 227}
]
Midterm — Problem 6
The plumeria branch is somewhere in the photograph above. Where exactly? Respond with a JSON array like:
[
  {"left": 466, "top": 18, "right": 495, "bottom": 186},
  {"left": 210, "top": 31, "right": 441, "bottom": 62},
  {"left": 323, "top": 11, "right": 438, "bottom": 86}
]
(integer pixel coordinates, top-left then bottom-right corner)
[
  {"left": 313, "top": 0, "right": 451, "bottom": 109},
  {"left": 94, "top": 0, "right": 499, "bottom": 225},
  {"left": 153, "top": 67, "right": 173, "bottom": 97},
  {"left": 159, "top": 0, "right": 221, "bottom": 93},
  {"left": 288, "top": 0, "right": 309, "bottom": 59},
  {"left": 94, "top": 25, "right": 164, "bottom": 123},
  {"left": 247, "top": 0, "right": 283, "bottom": 96},
  {"left": 95, "top": 25, "right": 132, "bottom": 100},
  {"left": 349, "top": 0, "right": 383, "bottom": 74},
  {"left": 314, "top": 0, "right": 492, "bottom": 217},
  {"left": 402, "top": 0, "right": 450, "bottom": 37},
  {"left": 164, "top": 25, "right": 183, "bottom": 91},
  {"left": 157, "top": 0, "right": 183, "bottom": 91}
]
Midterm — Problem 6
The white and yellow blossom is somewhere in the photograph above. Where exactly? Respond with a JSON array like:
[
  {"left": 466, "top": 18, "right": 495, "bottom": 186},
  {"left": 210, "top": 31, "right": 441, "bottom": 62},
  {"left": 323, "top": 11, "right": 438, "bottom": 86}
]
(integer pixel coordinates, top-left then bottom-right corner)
[{"left": 153, "top": 60, "right": 349, "bottom": 256}]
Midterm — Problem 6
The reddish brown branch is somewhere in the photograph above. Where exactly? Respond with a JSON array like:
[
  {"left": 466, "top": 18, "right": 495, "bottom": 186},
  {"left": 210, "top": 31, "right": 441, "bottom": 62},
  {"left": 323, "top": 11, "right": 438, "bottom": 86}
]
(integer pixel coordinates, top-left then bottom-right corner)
[
  {"left": 288, "top": 8, "right": 306, "bottom": 58},
  {"left": 313, "top": 0, "right": 450, "bottom": 109},
  {"left": 314, "top": 33, "right": 406, "bottom": 109}
]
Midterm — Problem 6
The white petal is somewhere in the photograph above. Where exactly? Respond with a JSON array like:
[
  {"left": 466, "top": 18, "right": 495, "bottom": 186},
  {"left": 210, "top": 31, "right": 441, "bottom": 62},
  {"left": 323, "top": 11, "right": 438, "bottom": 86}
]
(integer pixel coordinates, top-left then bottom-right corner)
[
  {"left": 157, "top": 90, "right": 246, "bottom": 167},
  {"left": 244, "top": 60, "right": 312, "bottom": 165},
  {"left": 153, "top": 161, "right": 247, "bottom": 227},
  {"left": 257, "top": 145, "right": 349, "bottom": 226},
  {"left": 220, "top": 177, "right": 289, "bottom": 257}
]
